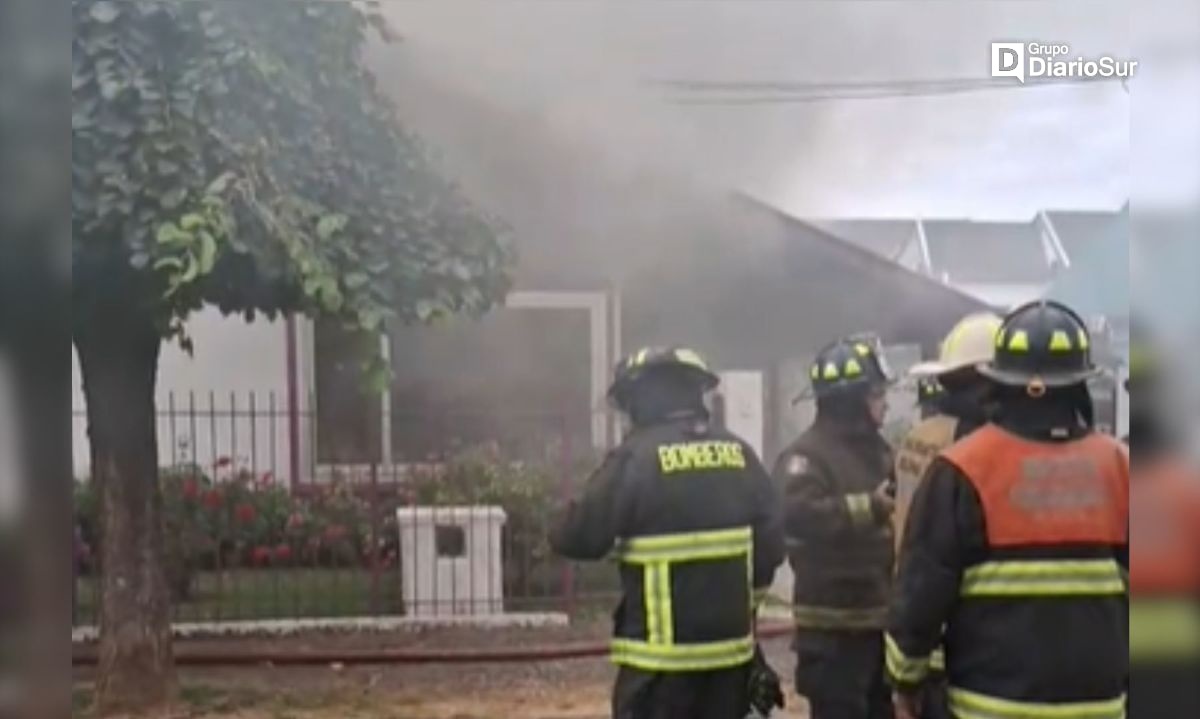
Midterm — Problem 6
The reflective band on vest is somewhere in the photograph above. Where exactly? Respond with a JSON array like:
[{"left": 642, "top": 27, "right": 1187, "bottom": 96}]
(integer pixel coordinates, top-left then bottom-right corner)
[
  {"left": 930, "top": 647, "right": 945, "bottom": 671},
  {"left": 1130, "top": 599, "right": 1200, "bottom": 660},
  {"left": 610, "top": 636, "right": 755, "bottom": 672},
  {"left": 960, "top": 559, "right": 1127, "bottom": 597},
  {"left": 947, "top": 686, "right": 1125, "bottom": 719},
  {"left": 613, "top": 526, "right": 753, "bottom": 672},
  {"left": 792, "top": 604, "right": 888, "bottom": 630},
  {"left": 941, "top": 425, "right": 1127, "bottom": 548},
  {"left": 885, "top": 633, "right": 931, "bottom": 684}
]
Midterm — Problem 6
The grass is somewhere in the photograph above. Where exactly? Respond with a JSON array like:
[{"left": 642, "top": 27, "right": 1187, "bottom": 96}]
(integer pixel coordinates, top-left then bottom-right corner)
[
  {"left": 74, "top": 563, "right": 619, "bottom": 625},
  {"left": 75, "top": 568, "right": 405, "bottom": 624}
]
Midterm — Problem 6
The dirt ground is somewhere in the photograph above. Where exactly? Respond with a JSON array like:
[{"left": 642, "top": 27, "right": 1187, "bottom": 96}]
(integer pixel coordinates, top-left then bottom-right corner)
[{"left": 73, "top": 626, "right": 808, "bottom": 718}]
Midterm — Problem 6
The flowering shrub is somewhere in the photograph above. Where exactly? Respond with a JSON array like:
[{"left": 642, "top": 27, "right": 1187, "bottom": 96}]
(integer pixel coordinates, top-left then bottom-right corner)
[{"left": 74, "top": 446, "right": 599, "bottom": 602}]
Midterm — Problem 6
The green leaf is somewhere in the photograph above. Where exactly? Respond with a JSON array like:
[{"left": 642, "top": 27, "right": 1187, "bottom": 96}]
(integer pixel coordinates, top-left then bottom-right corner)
[
  {"left": 155, "top": 223, "right": 189, "bottom": 245},
  {"left": 344, "top": 272, "right": 369, "bottom": 290},
  {"left": 206, "top": 171, "right": 235, "bottom": 195},
  {"left": 316, "top": 214, "right": 347, "bottom": 240},
  {"left": 89, "top": 1, "right": 121, "bottom": 24},
  {"left": 130, "top": 252, "right": 151, "bottom": 270},
  {"left": 179, "top": 213, "right": 205, "bottom": 231},
  {"left": 196, "top": 232, "right": 218, "bottom": 274},
  {"left": 161, "top": 188, "right": 187, "bottom": 210},
  {"left": 153, "top": 256, "right": 184, "bottom": 272}
]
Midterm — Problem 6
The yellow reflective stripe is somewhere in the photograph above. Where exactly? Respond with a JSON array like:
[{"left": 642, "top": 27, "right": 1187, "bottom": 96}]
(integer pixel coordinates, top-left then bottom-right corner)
[
  {"left": 961, "top": 560, "right": 1127, "bottom": 597},
  {"left": 947, "top": 687, "right": 1125, "bottom": 719},
  {"left": 793, "top": 604, "right": 888, "bottom": 629},
  {"left": 611, "top": 636, "right": 754, "bottom": 672},
  {"left": 617, "top": 527, "right": 751, "bottom": 563},
  {"left": 1130, "top": 599, "right": 1200, "bottom": 660},
  {"left": 658, "top": 562, "right": 674, "bottom": 645},
  {"left": 845, "top": 493, "right": 874, "bottom": 528},
  {"left": 885, "top": 633, "right": 931, "bottom": 684},
  {"left": 644, "top": 563, "right": 661, "bottom": 645},
  {"left": 930, "top": 647, "right": 946, "bottom": 671}
]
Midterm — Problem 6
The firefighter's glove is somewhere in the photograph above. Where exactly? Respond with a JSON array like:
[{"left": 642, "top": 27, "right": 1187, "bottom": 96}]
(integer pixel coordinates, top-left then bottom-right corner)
[
  {"left": 872, "top": 479, "right": 896, "bottom": 519},
  {"left": 748, "top": 644, "right": 785, "bottom": 716}
]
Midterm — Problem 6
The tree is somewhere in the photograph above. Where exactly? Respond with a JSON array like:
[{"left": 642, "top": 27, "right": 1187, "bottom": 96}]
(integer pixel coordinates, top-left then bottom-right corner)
[{"left": 72, "top": 1, "right": 512, "bottom": 713}]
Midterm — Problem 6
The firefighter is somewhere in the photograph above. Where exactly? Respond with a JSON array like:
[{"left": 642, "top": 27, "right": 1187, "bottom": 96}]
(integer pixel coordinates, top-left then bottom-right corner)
[
  {"left": 887, "top": 300, "right": 1128, "bottom": 719},
  {"left": 550, "top": 346, "right": 786, "bottom": 719},
  {"left": 775, "top": 334, "right": 896, "bottom": 719},
  {"left": 1126, "top": 326, "right": 1200, "bottom": 718},
  {"left": 915, "top": 377, "right": 946, "bottom": 419},
  {"left": 892, "top": 312, "right": 1002, "bottom": 719}
]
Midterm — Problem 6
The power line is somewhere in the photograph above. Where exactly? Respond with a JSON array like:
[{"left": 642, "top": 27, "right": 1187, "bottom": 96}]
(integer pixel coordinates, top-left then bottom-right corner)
[{"left": 653, "top": 75, "right": 1123, "bottom": 104}]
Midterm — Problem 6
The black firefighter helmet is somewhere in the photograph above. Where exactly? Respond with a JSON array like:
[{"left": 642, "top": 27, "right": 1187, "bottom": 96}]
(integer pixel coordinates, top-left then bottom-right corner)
[
  {"left": 978, "top": 300, "right": 1099, "bottom": 393},
  {"left": 607, "top": 346, "right": 720, "bottom": 411},
  {"left": 808, "top": 333, "right": 893, "bottom": 400},
  {"left": 916, "top": 375, "right": 947, "bottom": 407}
]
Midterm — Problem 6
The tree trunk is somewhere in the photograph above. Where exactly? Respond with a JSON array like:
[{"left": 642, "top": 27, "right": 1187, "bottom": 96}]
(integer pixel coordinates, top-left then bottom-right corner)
[{"left": 76, "top": 316, "right": 177, "bottom": 716}]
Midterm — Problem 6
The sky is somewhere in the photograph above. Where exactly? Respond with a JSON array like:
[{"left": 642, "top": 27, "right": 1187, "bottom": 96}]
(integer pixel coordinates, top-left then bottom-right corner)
[{"left": 381, "top": 0, "right": 1132, "bottom": 220}]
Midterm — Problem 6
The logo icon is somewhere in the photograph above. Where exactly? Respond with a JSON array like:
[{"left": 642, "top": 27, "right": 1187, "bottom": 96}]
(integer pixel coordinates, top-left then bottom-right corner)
[{"left": 991, "top": 42, "right": 1026, "bottom": 83}]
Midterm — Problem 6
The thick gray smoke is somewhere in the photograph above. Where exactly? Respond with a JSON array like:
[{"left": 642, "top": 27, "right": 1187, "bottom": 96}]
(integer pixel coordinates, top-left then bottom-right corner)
[{"left": 376, "top": 0, "right": 1129, "bottom": 219}]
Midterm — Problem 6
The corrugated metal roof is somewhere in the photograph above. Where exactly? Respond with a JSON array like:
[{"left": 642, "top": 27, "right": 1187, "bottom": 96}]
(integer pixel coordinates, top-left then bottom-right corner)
[{"left": 921, "top": 218, "right": 1053, "bottom": 284}]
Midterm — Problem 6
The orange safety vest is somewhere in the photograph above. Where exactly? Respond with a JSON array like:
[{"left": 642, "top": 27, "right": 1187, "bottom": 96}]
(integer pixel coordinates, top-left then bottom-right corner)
[{"left": 942, "top": 425, "right": 1127, "bottom": 549}]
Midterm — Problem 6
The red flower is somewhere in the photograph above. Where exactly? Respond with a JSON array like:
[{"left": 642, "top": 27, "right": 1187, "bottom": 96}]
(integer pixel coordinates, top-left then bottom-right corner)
[
  {"left": 273, "top": 544, "right": 293, "bottom": 563},
  {"left": 234, "top": 503, "right": 257, "bottom": 525},
  {"left": 214, "top": 456, "right": 232, "bottom": 469},
  {"left": 181, "top": 479, "right": 200, "bottom": 500},
  {"left": 202, "top": 488, "right": 224, "bottom": 510},
  {"left": 286, "top": 512, "right": 305, "bottom": 531},
  {"left": 323, "top": 524, "right": 348, "bottom": 543},
  {"left": 251, "top": 546, "right": 273, "bottom": 566},
  {"left": 259, "top": 471, "right": 275, "bottom": 487}
]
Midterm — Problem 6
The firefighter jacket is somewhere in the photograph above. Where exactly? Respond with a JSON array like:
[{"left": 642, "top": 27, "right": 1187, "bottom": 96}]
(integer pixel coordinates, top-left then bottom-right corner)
[
  {"left": 775, "top": 417, "right": 895, "bottom": 631},
  {"left": 551, "top": 413, "right": 785, "bottom": 673},
  {"left": 887, "top": 406, "right": 1129, "bottom": 719},
  {"left": 892, "top": 398, "right": 987, "bottom": 673},
  {"left": 1128, "top": 456, "right": 1200, "bottom": 718}
]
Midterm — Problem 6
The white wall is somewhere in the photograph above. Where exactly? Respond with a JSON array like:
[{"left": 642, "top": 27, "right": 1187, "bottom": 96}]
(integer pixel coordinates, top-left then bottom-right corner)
[{"left": 72, "top": 308, "right": 299, "bottom": 480}]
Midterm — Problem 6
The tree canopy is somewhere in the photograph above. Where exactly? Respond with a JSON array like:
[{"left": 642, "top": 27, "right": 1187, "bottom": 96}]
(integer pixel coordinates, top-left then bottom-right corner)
[
  {"left": 72, "top": 2, "right": 512, "bottom": 713},
  {"left": 73, "top": 0, "right": 512, "bottom": 346}
]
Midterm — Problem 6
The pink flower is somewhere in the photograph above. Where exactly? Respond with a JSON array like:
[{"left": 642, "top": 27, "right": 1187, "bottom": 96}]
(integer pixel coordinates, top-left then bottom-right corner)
[
  {"left": 258, "top": 471, "right": 275, "bottom": 487},
  {"left": 202, "top": 488, "right": 224, "bottom": 510},
  {"left": 181, "top": 479, "right": 200, "bottom": 500},
  {"left": 234, "top": 503, "right": 257, "bottom": 525},
  {"left": 273, "top": 544, "right": 293, "bottom": 563},
  {"left": 214, "top": 456, "right": 232, "bottom": 469},
  {"left": 251, "top": 546, "right": 273, "bottom": 566}
]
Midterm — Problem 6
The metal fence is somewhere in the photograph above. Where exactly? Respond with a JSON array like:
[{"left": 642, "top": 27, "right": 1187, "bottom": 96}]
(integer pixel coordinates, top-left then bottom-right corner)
[{"left": 73, "top": 393, "right": 618, "bottom": 627}]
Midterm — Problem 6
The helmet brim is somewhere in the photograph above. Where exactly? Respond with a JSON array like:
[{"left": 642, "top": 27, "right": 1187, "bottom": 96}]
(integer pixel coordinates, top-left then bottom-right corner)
[
  {"left": 908, "top": 361, "right": 950, "bottom": 378},
  {"left": 976, "top": 362, "right": 1099, "bottom": 388}
]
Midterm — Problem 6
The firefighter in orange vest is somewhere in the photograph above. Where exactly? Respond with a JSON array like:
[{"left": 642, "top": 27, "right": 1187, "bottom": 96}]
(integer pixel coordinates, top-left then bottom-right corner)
[
  {"left": 775, "top": 334, "right": 896, "bottom": 719},
  {"left": 887, "top": 300, "right": 1129, "bottom": 719},
  {"left": 1126, "top": 327, "right": 1200, "bottom": 718},
  {"left": 892, "top": 312, "right": 1002, "bottom": 719}
]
